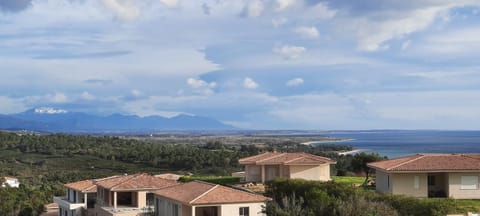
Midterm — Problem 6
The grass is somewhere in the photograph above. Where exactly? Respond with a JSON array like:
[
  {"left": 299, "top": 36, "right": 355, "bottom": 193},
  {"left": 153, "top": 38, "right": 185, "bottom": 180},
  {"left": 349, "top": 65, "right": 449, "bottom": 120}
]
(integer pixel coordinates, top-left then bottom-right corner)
[
  {"left": 331, "top": 176, "right": 365, "bottom": 185},
  {"left": 454, "top": 199, "right": 480, "bottom": 213}
]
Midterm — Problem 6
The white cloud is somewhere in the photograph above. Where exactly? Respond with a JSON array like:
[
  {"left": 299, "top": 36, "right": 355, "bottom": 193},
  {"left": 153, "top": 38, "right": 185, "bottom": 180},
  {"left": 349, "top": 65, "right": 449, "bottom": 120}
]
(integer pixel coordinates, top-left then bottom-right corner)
[
  {"left": 81, "top": 91, "right": 95, "bottom": 100},
  {"left": 294, "top": 26, "right": 320, "bottom": 39},
  {"left": 48, "top": 92, "right": 69, "bottom": 103},
  {"left": 272, "top": 17, "right": 287, "bottom": 27},
  {"left": 100, "top": 0, "right": 143, "bottom": 21},
  {"left": 306, "top": 2, "right": 337, "bottom": 20},
  {"left": 274, "top": 45, "right": 306, "bottom": 59},
  {"left": 354, "top": 6, "right": 448, "bottom": 51},
  {"left": 243, "top": 77, "right": 259, "bottom": 89},
  {"left": 286, "top": 78, "right": 304, "bottom": 86},
  {"left": 401, "top": 40, "right": 411, "bottom": 50},
  {"left": 243, "top": 0, "right": 264, "bottom": 17},
  {"left": 159, "top": 0, "right": 178, "bottom": 8},
  {"left": 0, "top": 96, "right": 26, "bottom": 114},
  {"left": 275, "top": 0, "right": 295, "bottom": 11},
  {"left": 187, "top": 78, "right": 216, "bottom": 95}
]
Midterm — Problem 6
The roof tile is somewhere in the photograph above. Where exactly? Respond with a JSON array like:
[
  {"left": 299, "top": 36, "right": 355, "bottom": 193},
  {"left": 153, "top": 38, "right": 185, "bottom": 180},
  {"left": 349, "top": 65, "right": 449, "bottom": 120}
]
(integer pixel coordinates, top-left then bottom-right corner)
[{"left": 368, "top": 154, "right": 480, "bottom": 172}]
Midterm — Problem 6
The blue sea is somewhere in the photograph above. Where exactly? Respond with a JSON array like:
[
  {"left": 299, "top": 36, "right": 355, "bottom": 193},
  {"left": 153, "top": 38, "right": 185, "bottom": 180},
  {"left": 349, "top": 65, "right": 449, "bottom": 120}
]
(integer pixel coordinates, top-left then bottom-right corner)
[{"left": 313, "top": 130, "right": 480, "bottom": 158}]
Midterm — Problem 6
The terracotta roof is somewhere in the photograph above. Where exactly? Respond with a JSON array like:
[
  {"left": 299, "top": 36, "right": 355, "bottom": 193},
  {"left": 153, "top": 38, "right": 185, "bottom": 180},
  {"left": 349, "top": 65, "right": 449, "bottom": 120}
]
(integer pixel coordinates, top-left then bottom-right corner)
[
  {"left": 95, "top": 173, "right": 178, "bottom": 191},
  {"left": 65, "top": 179, "right": 98, "bottom": 193},
  {"left": 3, "top": 176, "right": 18, "bottom": 181},
  {"left": 239, "top": 152, "right": 336, "bottom": 165},
  {"left": 368, "top": 153, "right": 480, "bottom": 172},
  {"left": 154, "top": 173, "right": 183, "bottom": 181},
  {"left": 154, "top": 181, "right": 271, "bottom": 205}
]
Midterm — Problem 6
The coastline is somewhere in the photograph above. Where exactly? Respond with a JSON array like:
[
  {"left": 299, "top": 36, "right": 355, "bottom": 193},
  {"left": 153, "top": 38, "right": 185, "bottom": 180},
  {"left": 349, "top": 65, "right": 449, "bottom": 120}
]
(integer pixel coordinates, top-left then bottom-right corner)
[
  {"left": 301, "top": 138, "right": 355, "bottom": 145},
  {"left": 338, "top": 149, "right": 364, "bottom": 155}
]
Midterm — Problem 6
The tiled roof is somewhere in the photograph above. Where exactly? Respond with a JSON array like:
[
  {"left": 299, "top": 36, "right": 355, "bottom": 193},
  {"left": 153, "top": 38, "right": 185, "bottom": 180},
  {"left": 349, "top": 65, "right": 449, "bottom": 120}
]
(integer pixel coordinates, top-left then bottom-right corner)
[
  {"left": 368, "top": 153, "right": 480, "bottom": 172},
  {"left": 95, "top": 173, "right": 178, "bottom": 191},
  {"left": 239, "top": 152, "right": 336, "bottom": 165},
  {"left": 3, "top": 176, "right": 18, "bottom": 181},
  {"left": 154, "top": 181, "right": 271, "bottom": 205},
  {"left": 65, "top": 179, "right": 98, "bottom": 193}
]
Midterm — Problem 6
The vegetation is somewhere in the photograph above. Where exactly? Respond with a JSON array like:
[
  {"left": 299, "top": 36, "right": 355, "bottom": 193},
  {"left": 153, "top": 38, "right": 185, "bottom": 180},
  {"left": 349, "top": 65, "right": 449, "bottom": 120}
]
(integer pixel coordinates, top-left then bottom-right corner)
[
  {"left": 178, "top": 176, "right": 242, "bottom": 185},
  {"left": 351, "top": 152, "right": 386, "bottom": 185},
  {"left": 0, "top": 131, "right": 353, "bottom": 215},
  {"left": 265, "top": 178, "right": 458, "bottom": 216}
]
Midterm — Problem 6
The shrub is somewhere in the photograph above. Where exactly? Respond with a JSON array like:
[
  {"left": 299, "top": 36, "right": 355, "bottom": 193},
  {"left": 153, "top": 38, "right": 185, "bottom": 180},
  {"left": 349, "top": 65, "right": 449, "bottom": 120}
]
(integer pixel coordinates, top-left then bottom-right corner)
[{"left": 178, "top": 176, "right": 241, "bottom": 185}]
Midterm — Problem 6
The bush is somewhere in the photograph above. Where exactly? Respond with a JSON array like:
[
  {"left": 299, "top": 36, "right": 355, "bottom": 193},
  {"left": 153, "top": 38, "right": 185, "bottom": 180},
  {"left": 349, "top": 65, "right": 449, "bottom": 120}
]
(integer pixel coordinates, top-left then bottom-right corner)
[
  {"left": 178, "top": 176, "right": 241, "bottom": 185},
  {"left": 266, "top": 178, "right": 458, "bottom": 216}
]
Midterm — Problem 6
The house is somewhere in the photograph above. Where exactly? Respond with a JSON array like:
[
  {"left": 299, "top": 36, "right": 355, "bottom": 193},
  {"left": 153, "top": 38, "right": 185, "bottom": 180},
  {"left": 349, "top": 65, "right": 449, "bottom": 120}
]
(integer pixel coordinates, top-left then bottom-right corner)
[
  {"left": 40, "top": 203, "right": 59, "bottom": 216},
  {"left": 54, "top": 178, "right": 108, "bottom": 216},
  {"left": 1, "top": 176, "right": 20, "bottom": 188},
  {"left": 153, "top": 180, "right": 271, "bottom": 216},
  {"left": 368, "top": 153, "right": 480, "bottom": 199},
  {"left": 239, "top": 152, "right": 336, "bottom": 183},
  {"left": 94, "top": 173, "right": 179, "bottom": 216}
]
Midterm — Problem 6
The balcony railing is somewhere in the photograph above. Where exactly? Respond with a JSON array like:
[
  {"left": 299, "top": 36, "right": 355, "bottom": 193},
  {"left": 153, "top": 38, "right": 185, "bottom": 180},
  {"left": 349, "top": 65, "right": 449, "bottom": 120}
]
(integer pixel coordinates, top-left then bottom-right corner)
[{"left": 53, "top": 197, "right": 86, "bottom": 210}]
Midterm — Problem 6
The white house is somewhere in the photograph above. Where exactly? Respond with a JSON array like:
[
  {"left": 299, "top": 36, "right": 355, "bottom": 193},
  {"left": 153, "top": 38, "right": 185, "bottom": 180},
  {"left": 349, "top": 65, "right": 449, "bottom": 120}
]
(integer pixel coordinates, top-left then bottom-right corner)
[
  {"left": 1, "top": 176, "right": 20, "bottom": 188},
  {"left": 154, "top": 181, "right": 271, "bottom": 216}
]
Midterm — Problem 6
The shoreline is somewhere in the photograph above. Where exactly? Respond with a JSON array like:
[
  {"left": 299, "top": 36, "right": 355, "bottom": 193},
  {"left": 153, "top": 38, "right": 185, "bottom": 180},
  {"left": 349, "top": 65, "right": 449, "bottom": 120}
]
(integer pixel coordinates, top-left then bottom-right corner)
[
  {"left": 338, "top": 149, "right": 365, "bottom": 155},
  {"left": 301, "top": 138, "right": 355, "bottom": 145}
]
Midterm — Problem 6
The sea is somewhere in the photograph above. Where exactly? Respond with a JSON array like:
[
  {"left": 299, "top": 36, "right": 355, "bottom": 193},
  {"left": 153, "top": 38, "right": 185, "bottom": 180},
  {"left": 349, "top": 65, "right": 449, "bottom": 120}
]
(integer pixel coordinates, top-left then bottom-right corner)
[{"left": 312, "top": 130, "right": 480, "bottom": 158}]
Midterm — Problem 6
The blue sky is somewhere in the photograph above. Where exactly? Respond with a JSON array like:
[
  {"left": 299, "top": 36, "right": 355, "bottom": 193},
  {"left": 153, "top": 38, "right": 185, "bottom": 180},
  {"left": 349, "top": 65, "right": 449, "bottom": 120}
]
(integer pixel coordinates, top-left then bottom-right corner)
[{"left": 1, "top": 0, "right": 480, "bottom": 129}]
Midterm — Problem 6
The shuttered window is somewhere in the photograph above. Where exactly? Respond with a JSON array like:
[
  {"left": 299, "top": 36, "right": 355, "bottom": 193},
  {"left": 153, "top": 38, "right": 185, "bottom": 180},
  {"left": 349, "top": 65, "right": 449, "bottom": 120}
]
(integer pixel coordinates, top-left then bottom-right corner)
[{"left": 461, "top": 176, "right": 478, "bottom": 190}]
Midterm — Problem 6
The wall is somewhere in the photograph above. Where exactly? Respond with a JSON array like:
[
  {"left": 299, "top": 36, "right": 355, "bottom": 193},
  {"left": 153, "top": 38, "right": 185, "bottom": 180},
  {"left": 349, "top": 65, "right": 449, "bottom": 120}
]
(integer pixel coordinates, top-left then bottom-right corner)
[
  {"left": 137, "top": 191, "right": 147, "bottom": 208},
  {"left": 391, "top": 173, "right": 428, "bottom": 197},
  {"left": 375, "top": 170, "right": 391, "bottom": 193},
  {"left": 448, "top": 172, "right": 480, "bottom": 199},
  {"left": 289, "top": 164, "right": 331, "bottom": 181},
  {"left": 245, "top": 165, "right": 261, "bottom": 182},
  {"left": 219, "top": 202, "right": 266, "bottom": 216},
  {"left": 155, "top": 196, "right": 184, "bottom": 216}
]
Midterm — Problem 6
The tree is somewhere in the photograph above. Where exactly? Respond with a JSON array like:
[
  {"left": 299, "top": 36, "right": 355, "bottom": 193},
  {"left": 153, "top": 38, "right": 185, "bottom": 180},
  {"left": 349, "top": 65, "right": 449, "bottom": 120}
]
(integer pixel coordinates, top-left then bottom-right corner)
[{"left": 352, "top": 152, "right": 385, "bottom": 185}]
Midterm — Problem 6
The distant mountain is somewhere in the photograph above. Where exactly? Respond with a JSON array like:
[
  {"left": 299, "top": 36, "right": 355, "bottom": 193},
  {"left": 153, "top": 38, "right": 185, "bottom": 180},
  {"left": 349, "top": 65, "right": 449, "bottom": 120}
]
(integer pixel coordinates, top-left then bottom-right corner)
[{"left": 0, "top": 107, "right": 234, "bottom": 133}]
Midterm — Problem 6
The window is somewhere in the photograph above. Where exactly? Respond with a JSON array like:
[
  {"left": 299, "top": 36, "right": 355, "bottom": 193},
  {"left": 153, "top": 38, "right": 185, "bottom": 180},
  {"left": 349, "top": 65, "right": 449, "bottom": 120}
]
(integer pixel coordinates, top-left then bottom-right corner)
[
  {"left": 387, "top": 175, "right": 390, "bottom": 188},
  {"left": 414, "top": 176, "right": 419, "bottom": 189},
  {"left": 239, "top": 207, "right": 249, "bottom": 216},
  {"left": 428, "top": 176, "right": 435, "bottom": 186},
  {"left": 461, "top": 176, "right": 478, "bottom": 190}
]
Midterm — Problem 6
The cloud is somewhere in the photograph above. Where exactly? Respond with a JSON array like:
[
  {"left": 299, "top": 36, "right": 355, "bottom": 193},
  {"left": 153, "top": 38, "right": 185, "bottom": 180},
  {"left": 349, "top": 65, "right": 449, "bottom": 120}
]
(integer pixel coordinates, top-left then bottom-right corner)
[
  {"left": 275, "top": 0, "right": 295, "bottom": 11},
  {"left": 0, "top": 0, "right": 32, "bottom": 12},
  {"left": 33, "top": 50, "right": 132, "bottom": 60},
  {"left": 242, "top": 0, "right": 264, "bottom": 17},
  {"left": 272, "top": 17, "right": 288, "bottom": 27},
  {"left": 100, "top": 0, "right": 144, "bottom": 21},
  {"left": 305, "top": 2, "right": 337, "bottom": 20},
  {"left": 286, "top": 78, "right": 304, "bottom": 87},
  {"left": 0, "top": 96, "right": 26, "bottom": 114},
  {"left": 243, "top": 77, "right": 259, "bottom": 89},
  {"left": 202, "top": 3, "right": 210, "bottom": 15},
  {"left": 160, "top": 0, "right": 178, "bottom": 8},
  {"left": 81, "top": 91, "right": 96, "bottom": 100},
  {"left": 401, "top": 40, "right": 411, "bottom": 50},
  {"left": 48, "top": 92, "right": 69, "bottom": 103},
  {"left": 84, "top": 79, "right": 114, "bottom": 85},
  {"left": 187, "top": 78, "right": 216, "bottom": 95},
  {"left": 274, "top": 45, "right": 306, "bottom": 59},
  {"left": 353, "top": 6, "right": 448, "bottom": 51},
  {"left": 294, "top": 26, "right": 320, "bottom": 39}
]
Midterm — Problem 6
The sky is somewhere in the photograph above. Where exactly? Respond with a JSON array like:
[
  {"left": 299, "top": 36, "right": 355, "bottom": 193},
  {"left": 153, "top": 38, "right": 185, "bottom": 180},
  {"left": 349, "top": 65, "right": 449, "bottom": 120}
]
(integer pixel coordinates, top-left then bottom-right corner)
[{"left": 1, "top": 0, "right": 480, "bottom": 130}]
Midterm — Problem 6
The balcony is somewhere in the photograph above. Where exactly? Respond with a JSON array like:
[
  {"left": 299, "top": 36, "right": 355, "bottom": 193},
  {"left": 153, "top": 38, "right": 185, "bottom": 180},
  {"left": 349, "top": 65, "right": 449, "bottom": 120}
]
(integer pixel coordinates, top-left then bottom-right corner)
[{"left": 53, "top": 197, "right": 86, "bottom": 210}]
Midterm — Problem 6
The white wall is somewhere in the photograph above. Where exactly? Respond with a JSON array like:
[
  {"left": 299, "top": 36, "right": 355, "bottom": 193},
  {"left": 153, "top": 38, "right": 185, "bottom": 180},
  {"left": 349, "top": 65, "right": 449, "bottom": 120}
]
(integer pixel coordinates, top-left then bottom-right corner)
[
  {"left": 448, "top": 172, "right": 480, "bottom": 199},
  {"left": 391, "top": 173, "right": 428, "bottom": 198},
  {"left": 220, "top": 202, "right": 266, "bottom": 216},
  {"left": 375, "top": 170, "right": 391, "bottom": 193},
  {"left": 289, "top": 164, "right": 331, "bottom": 181}
]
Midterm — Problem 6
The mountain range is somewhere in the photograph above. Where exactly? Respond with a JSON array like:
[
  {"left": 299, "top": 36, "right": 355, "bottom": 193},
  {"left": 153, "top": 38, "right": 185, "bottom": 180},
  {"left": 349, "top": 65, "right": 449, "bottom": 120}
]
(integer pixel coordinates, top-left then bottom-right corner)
[{"left": 0, "top": 107, "right": 234, "bottom": 133}]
